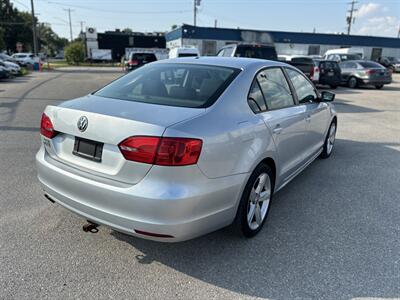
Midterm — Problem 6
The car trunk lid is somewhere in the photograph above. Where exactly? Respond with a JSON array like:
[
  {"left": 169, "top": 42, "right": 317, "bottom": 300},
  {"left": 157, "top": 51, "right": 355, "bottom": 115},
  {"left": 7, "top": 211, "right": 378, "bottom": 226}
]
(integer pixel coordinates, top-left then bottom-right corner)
[{"left": 43, "top": 94, "right": 205, "bottom": 185}]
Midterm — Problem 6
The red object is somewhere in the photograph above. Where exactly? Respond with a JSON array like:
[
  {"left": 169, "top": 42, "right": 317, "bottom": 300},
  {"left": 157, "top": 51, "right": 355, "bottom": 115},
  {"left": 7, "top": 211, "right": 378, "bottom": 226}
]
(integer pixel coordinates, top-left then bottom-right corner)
[
  {"left": 119, "top": 136, "right": 203, "bottom": 166},
  {"left": 119, "top": 136, "right": 160, "bottom": 164},
  {"left": 129, "top": 59, "right": 138, "bottom": 66},
  {"left": 366, "top": 69, "right": 377, "bottom": 75},
  {"left": 40, "top": 113, "right": 57, "bottom": 138}
]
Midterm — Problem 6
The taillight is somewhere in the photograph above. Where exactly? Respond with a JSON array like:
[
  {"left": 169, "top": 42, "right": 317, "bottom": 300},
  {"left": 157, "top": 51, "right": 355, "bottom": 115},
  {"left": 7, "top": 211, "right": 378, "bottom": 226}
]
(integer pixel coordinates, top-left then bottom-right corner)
[
  {"left": 366, "top": 69, "right": 376, "bottom": 75},
  {"left": 119, "top": 136, "right": 159, "bottom": 164},
  {"left": 156, "top": 137, "right": 202, "bottom": 166},
  {"left": 129, "top": 59, "right": 138, "bottom": 66},
  {"left": 40, "top": 113, "right": 56, "bottom": 139},
  {"left": 118, "top": 136, "right": 202, "bottom": 166}
]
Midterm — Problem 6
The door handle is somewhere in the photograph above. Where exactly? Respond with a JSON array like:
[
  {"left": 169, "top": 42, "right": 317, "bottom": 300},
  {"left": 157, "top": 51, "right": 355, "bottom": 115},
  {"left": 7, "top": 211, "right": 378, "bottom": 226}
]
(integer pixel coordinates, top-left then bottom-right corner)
[
  {"left": 273, "top": 125, "right": 283, "bottom": 134},
  {"left": 305, "top": 115, "right": 311, "bottom": 122}
]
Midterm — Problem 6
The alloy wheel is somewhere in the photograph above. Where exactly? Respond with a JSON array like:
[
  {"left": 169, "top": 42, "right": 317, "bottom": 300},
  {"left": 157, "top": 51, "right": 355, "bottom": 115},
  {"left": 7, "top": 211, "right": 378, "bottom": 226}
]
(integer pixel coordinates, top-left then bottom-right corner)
[{"left": 247, "top": 173, "right": 271, "bottom": 230}]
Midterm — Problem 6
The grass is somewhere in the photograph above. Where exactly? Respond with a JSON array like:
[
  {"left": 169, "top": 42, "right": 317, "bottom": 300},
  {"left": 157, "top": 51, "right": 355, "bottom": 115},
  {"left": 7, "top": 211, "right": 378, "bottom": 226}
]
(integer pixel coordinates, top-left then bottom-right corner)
[{"left": 41, "top": 60, "right": 123, "bottom": 70}]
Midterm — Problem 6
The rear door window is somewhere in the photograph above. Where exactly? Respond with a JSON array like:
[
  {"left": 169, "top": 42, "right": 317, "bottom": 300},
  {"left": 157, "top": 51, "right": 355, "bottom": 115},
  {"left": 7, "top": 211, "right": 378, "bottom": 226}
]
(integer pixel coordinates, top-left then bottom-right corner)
[{"left": 257, "top": 68, "right": 294, "bottom": 110}]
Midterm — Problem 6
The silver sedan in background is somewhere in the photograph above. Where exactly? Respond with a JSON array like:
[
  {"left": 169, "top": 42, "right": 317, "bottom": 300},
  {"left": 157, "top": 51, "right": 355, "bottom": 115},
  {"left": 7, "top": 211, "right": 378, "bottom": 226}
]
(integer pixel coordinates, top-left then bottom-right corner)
[
  {"left": 339, "top": 60, "right": 392, "bottom": 89},
  {"left": 36, "top": 57, "right": 337, "bottom": 242}
]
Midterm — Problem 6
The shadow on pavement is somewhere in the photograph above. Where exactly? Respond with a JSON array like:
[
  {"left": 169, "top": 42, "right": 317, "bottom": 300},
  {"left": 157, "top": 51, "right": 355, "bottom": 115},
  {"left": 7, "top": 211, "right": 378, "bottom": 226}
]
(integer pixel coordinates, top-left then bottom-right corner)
[{"left": 112, "top": 139, "right": 400, "bottom": 299}]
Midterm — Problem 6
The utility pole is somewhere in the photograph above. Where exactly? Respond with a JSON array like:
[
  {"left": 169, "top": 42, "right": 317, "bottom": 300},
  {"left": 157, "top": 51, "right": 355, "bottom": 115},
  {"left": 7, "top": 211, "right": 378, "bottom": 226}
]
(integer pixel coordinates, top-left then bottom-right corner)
[
  {"left": 30, "top": 0, "right": 38, "bottom": 55},
  {"left": 64, "top": 8, "right": 74, "bottom": 41},
  {"left": 346, "top": 0, "right": 358, "bottom": 35},
  {"left": 80, "top": 21, "right": 85, "bottom": 34},
  {"left": 194, "top": 0, "right": 201, "bottom": 27},
  {"left": 214, "top": 19, "right": 217, "bottom": 28}
]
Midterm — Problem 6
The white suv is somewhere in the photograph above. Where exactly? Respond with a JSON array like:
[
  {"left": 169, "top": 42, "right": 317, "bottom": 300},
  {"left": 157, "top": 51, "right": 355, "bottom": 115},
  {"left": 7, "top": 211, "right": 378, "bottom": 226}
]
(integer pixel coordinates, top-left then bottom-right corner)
[{"left": 11, "top": 53, "right": 39, "bottom": 66}]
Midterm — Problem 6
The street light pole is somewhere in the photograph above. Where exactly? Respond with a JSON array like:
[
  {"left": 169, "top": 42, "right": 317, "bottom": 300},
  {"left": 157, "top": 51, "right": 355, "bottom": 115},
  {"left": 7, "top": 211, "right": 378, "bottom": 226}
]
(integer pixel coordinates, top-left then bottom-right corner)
[{"left": 30, "top": 0, "right": 38, "bottom": 54}]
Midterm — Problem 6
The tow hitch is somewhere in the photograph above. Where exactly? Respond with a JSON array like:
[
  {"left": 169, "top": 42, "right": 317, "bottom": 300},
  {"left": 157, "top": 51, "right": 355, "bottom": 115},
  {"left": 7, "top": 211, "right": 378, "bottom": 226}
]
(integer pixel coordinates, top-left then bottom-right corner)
[{"left": 82, "top": 221, "right": 99, "bottom": 233}]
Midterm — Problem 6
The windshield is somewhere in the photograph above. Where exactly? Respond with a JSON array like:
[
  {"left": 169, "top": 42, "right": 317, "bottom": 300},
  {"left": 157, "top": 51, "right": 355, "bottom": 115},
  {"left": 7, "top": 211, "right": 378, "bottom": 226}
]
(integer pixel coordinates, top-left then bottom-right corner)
[{"left": 95, "top": 63, "right": 240, "bottom": 108}]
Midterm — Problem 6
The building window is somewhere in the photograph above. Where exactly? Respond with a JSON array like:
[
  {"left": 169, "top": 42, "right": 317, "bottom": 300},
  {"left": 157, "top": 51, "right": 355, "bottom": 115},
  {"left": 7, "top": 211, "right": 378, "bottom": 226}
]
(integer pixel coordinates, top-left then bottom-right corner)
[{"left": 308, "top": 45, "right": 320, "bottom": 55}]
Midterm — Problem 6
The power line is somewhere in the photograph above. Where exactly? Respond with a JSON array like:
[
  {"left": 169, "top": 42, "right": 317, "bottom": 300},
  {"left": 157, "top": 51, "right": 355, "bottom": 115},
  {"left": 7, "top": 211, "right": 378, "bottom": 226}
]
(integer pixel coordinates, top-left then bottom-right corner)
[{"left": 42, "top": 1, "right": 191, "bottom": 14}]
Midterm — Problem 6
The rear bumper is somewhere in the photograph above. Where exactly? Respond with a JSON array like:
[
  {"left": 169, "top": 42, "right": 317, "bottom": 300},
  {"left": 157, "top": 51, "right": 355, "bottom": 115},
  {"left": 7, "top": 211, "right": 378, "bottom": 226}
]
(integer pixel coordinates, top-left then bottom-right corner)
[
  {"left": 36, "top": 146, "right": 246, "bottom": 242},
  {"left": 360, "top": 78, "right": 392, "bottom": 85}
]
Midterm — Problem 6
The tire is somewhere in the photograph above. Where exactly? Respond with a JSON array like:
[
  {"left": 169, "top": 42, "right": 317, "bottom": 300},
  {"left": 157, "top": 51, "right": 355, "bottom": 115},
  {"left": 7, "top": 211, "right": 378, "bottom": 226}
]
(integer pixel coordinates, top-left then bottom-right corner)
[
  {"left": 234, "top": 163, "right": 274, "bottom": 238},
  {"left": 348, "top": 77, "right": 358, "bottom": 88},
  {"left": 320, "top": 120, "right": 337, "bottom": 159},
  {"left": 375, "top": 84, "right": 383, "bottom": 89}
]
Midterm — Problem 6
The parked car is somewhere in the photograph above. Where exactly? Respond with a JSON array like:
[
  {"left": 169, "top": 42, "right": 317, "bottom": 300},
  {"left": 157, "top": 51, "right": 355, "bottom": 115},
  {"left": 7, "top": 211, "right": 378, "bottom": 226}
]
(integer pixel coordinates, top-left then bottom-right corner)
[
  {"left": 169, "top": 47, "right": 200, "bottom": 58},
  {"left": 376, "top": 56, "right": 398, "bottom": 72},
  {"left": 313, "top": 59, "right": 341, "bottom": 89},
  {"left": 0, "top": 52, "right": 17, "bottom": 63},
  {"left": 217, "top": 44, "right": 278, "bottom": 61},
  {"left": 36, "top": 57, "right": 337, "bottom": 242},
  {"left": 126, "top": 52, "right": 157, "bottom": 71},
  {"left": 279, "top": 55, "right": 318, "bottom": 82},
  {"left": 0, "top": 64, "right": 10, "bottom": 79},
  {"left": 324, "top": 48, "right": 364, "bottom": 62},
  {"left": 11, "top": 52, "right": 39, "bottom": 66},
  {"left": 339, "top": 60, "right": 392, "bottom": 89},
  {"left": 0, "top": 59, "right": 21, "bottom": 75}
]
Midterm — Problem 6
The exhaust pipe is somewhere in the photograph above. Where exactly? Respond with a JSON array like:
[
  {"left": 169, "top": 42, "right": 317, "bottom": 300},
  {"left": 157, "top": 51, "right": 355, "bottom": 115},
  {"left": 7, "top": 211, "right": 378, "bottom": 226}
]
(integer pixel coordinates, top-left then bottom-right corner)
[{"left": 83, "top": 220, "right": 99, "bottom": 233}]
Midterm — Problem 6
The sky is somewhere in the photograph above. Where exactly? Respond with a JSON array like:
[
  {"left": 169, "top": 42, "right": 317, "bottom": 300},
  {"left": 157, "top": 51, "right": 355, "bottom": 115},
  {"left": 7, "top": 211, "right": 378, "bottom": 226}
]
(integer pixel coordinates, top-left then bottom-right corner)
[{"left": 10, "top": 0, "right": 400, "bottom": 39}]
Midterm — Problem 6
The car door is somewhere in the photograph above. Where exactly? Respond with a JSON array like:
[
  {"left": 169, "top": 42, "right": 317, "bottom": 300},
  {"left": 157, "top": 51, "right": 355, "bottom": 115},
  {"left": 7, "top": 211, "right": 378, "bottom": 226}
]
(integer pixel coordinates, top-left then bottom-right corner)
[
  {"left": 339, "top": 62, "right": 351, "bottom": 81},
  {"left": 285, "top": 68, "right": 330, "bottom": 161},
  {"left": 250, "top": 67, "right": 309, "bottom": 181}
]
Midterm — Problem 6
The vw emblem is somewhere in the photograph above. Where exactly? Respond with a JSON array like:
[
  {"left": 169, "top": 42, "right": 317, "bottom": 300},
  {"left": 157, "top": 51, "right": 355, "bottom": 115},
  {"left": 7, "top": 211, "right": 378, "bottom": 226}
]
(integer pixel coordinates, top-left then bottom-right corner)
[{"left": 77, "top": 116, "right": 88, "bottom": 132}]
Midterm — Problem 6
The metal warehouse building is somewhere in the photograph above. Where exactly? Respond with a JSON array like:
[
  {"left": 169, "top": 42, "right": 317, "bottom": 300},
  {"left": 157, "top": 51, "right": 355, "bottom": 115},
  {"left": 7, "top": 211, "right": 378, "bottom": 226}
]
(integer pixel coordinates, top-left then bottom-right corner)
[{"left": 166, "top": 25, "right": 400, "bottom": 60}]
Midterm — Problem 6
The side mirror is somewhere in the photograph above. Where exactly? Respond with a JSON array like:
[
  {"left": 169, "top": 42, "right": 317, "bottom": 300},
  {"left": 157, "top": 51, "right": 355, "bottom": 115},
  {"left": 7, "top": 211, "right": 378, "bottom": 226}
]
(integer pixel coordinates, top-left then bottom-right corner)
[{"left": 320, "top": 91, "right": 335, "bottom": 102}]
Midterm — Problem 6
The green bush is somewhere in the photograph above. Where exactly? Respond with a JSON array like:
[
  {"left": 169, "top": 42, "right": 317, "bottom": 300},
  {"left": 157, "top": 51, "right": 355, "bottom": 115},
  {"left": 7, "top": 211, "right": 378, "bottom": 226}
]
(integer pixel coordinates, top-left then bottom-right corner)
[{"left": 64, "top": 42, "right": 85, "bottom": 65}]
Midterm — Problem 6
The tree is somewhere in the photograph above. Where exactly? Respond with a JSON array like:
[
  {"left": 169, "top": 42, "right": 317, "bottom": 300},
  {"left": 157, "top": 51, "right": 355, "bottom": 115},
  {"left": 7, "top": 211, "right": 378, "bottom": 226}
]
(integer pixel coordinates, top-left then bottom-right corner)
[
  {"left": 38, "top": 23, "right": 68, "bottom": 56},
  {"left": 0, "top": 28, "right": 5, "bottom": 51},
  {"left": 122, "top": 28, "right": 133, "bottom": 34},
  {"left": 171, "top": 24, "right": 178, "bottom": 30},
  {"left": 0, "top": 0, "right": 67, "bottom": 54},
  {"left": 64, "top": 42, "right": 84, "bottom": 65},
  {"left": 0, "top": 0, "right": 34, "bottom": 52}
]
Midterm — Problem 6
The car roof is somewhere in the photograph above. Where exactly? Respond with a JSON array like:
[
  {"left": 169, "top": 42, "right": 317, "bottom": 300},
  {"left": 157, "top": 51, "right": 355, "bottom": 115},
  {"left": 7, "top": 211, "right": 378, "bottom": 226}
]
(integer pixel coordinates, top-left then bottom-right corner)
[{"left": 156, "top": 57, "right": 285, "bottom": 70}]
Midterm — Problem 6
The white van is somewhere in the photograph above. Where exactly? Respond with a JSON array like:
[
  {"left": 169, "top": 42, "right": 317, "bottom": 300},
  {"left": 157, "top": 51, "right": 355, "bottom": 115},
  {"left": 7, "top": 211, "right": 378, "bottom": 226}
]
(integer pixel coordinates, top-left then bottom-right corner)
[
  {"left": 324, "top": 48, "right": 364, "bottom": 62},
  {"left": 169, "top": 47, "right": 200, "bottom": 59}
]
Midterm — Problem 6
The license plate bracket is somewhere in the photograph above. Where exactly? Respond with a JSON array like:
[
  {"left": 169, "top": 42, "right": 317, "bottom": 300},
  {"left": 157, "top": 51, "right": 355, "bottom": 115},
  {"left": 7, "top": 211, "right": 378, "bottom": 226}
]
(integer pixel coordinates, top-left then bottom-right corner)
[{"left": 73, "top": 137, "right": 103, "bottom": 162}]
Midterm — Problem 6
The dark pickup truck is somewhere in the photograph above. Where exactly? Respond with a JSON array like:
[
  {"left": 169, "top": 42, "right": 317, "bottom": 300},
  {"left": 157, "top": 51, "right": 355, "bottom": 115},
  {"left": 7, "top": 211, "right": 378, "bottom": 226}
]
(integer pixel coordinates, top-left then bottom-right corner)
[{"left": 280, "top": 56, "right": 316, "bottom": 82}]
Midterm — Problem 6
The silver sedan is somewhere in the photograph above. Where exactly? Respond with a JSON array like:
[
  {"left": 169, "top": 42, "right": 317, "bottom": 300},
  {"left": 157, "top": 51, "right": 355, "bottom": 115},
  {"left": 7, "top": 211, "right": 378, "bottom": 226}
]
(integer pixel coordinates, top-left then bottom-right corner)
[{"left": 36, "top": 57, "right": 337, "bottom": 242}]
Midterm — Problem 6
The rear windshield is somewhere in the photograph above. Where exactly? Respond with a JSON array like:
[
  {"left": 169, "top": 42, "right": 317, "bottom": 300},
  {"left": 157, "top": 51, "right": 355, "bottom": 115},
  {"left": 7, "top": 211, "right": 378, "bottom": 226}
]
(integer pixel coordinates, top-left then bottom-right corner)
[
  {"left": 291, "top": 57, "right": 313, "bottom": 63},
  {"left": 131, "top": 53, "right": 156, "bottom": 61},
  {"left": 178, "top": 53, "right": 198, "bottom": 57},
  {"left": 322, "top": 61, "right": 340, "bottom": 69},
  {"left": 359, "top": 61, "right": 384, "bottom": 68},
  {"left": 235, "top": 46, "right": 277, "bottom": 60},
  {"left": 95, "top": 63, "right": 240, "bottom": 108}
]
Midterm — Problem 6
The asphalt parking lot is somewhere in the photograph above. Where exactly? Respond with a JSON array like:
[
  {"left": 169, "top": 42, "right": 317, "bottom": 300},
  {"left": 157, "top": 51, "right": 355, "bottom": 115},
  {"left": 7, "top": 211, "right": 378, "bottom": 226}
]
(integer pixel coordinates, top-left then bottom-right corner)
[{"left": 1, "top": 70, "right": 399, "bottom": 300}]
